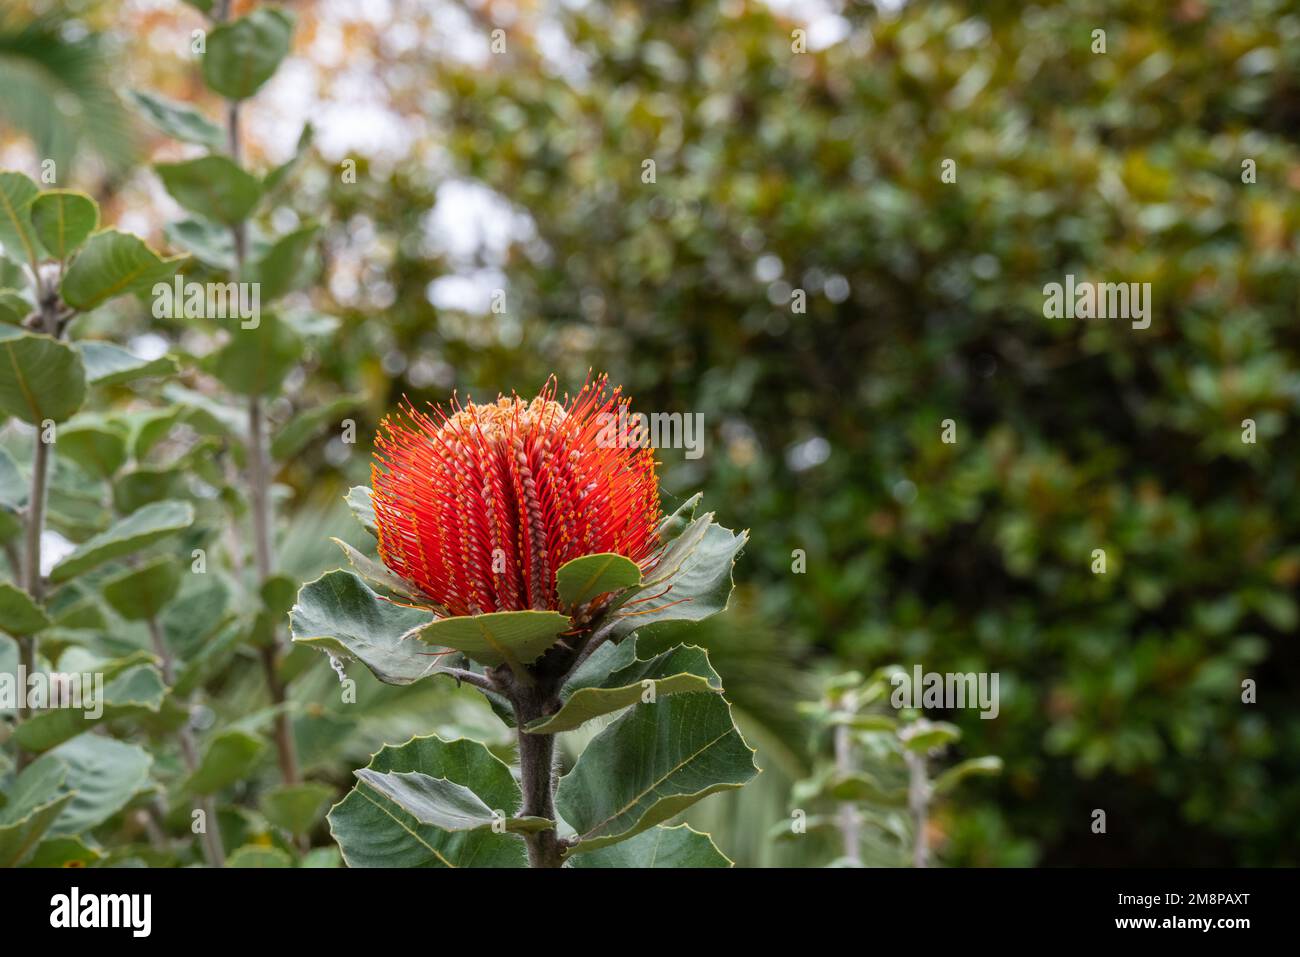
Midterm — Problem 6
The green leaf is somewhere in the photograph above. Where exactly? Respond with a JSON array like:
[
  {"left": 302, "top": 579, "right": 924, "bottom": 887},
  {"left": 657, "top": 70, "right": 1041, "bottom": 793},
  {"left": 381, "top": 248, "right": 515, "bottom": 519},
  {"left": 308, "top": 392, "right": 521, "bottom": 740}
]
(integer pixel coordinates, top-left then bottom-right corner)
[
  {"left": 155, "top": 156, "right": 262, "bottom": 225},
  {"left": 0, "top": 581, "right": 52, "bottom": 636},
  {"left": 657, "top": 492, "right": 703, "bottom": 542},
  {"left": 101, "top": 555, "right": 182, "bottom": 621},
  {"left": 163, "top": 217, "right": 235, "bottom": 271},
  {"left": 557, "top": 692, "right": 758, "bottom": 854},
  {"left": 111, "top": 467, "right": 186, "bottom": 514},
  {"left": 30, "top": 191, "right": 98, "bottom": 261},
  {"left": 126, "top": 90, "right": 225, "bottom": 150},
  {"left": 328, "top": 735, "right": 526, "bottom": 867},
  {"left": 824, "top": 771, "right": 908, "bottom": 806},
  {"left": 0, "top": 328, "right": 87, "bottom": 424},
  {"left": 570, "top": 824, "right": 732, "bottom": 868},
  {"left": 526, "top": 638, "right": 722, "bottom": 734},
  {"left": 300, "top": 846, "right": 342, "bottom": 868},
  {"left": 60, "top": 230, "right": 186, "bottom": 311},
  {"left": 37, "top": 734, "right": 153, "bottom": 836},
  {"left": 25, "top": 836, "right": 102, "bottom": 868},
  {"left": 263, "top": 122, "right": 314, "bottom": 196},
  {"left": 607, "top": 513, "right": 747, "bottom": 642},
  {"left": 353, "top": 771, "right": 552, "bottom": 835},
  {"left": 0, "top": 171, "right": 40, "bottom": 267},
  {"left": 13, "top": 659, "right": 166, "bottom": 752},
  {"left": 76, "top": 341, "right": 177, "bottom": 387},
  {"left": 330, "top": 537, "right": 423, "bottom": 602},
  {"left": 345, "top": 485, "right": 376, "bottom": 536},
  {"left": 251, "top": 223, "right": 319, "bottom": 299},
  {"left": 50, "top": 500, "right": 195, "bottom": 583},
  {"left": 555, "top": 552, "right": 642, "bottom": 608},
  {"left": 270, "top": 394, "right": 361, "bottom": 459},
  {"left": 0, "top": 758, "right": 73, "bottom": 867},
  {"left": 208, "top": 315, "right": 301, "bottom": 396},
  {"left": 55, "top": 419, "right": 129, "bottom": 479},
  {"left": 411, "top": 610, "right": 571, "bottom": 672},
  {"left": 261, "top": 783, "right": 335, "bottom": 836},
  {"left": 187, "top": 729, "right": 266, "bottom": 794},
  {"left": 226, "top": 845, "right": 293, "bottom": 868},
  {"left": 202, "top": 7, "right": 295, "bottom": 101},
  {"left": 0, "top": 290, "right": 30, "bottom": 325},
  {"left": 933, "top": 756, "right": 1003, "bottom": 795},
  {"left": 902, "top": 722, "right": 962, "bottom": 753},
  {"left": 289, "top": 570, "right": 438, "bottom": 686}
]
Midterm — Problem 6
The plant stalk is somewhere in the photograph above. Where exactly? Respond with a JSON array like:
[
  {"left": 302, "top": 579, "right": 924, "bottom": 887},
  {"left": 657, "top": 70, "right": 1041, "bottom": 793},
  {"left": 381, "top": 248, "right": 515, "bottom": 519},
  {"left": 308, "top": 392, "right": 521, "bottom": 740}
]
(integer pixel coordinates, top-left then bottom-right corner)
[
  {"left": 833, "top": 722, "right": 862, "bottom": 865},
  {"left": 513, "top": 689, "right": 565, "bottom": 868},
  {"left": 15, "top": 273, "right": 60, "bottom": 770},
  {"left": 906, "top": 750, "right": 929, "bottom": 868},
  {"left": 219, "top": 12, "right": 300, "bottom": 788},
  {"left": 147, "top": 617, "right": 225, "bottom": 867}
]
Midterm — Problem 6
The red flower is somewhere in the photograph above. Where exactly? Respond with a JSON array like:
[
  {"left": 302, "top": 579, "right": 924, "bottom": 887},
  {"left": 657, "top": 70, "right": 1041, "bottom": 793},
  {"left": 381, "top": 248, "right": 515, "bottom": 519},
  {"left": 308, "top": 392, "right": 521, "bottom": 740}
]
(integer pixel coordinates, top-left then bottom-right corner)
[{"left": 371, "top": 376, "right": 661, "bottom": 616}]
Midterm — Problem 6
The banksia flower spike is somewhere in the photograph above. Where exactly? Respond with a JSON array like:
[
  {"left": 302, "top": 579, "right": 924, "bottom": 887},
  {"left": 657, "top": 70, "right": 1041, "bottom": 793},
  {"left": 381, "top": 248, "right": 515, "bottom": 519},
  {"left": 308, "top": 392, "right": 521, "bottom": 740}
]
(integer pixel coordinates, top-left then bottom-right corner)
[{"left": 371, "top": 375, "right": 661, "bottom": 618}]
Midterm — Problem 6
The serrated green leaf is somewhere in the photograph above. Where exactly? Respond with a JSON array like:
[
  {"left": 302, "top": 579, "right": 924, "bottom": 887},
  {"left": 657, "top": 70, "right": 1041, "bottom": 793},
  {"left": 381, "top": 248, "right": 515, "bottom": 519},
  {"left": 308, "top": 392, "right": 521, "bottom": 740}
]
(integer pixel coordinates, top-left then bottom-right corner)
[
  {"left": 0, "top": 328, "right": 87, "bottom": 424},
  {"left": 0, "top": 759, "right": 73, "bottom": 867},
  {"left": 345, "top": 485, "right": 376, "bottom": 536},
  {"left": 328, "top": 735, "right": 526, "bottom": 867},
  {"left": 526, "top": 637, "right": 722, "bottom": 734},
  {"left": 289, "top": 570, "right": 438, "bottom": 685},
  {"left": 60, "top": 230, "right": 186, "bottom": 311},
  {"left": 569, "top": 824, "right": 732, "bottom": 868},
  {"left": 607, "top": 513, "right": 747, "bottom": 642},
  {"left": 557, "top": 692, "right": 758, "bottom": 853},
  {"left": 126, "top": 90, "right": 225, "bottom": 150},
  {"left": 30, "top": 191, "right": 98, "bottom": 261},
  {"left": 155, "top": 156, "right": 262, "bottom": 225},
  {"left": 36, "top": 734, "right": 152, "bottom": 836},
  {"left": 202, "top": 8, "right": 295, "bottom": 101},
  {"left": 411, "top": 609, "right": 570, "bottom": 672},
  {"left": 555, "top": 552, "right": 642, "bottom": 608},
  {"left": 354, "top": 770, "right": 552, "bottom": 835},
  {"left": 50, "top": 500, "right": 195, "bottom": 583},
  {"left": 0, "top": 581, "right": 52, "bottom": 636},
  {"left": 13, "top": 661, "right": 166, "bottom": 752},
  {"left": 330, "top": 538, "right": 423, "bottom": 602}
]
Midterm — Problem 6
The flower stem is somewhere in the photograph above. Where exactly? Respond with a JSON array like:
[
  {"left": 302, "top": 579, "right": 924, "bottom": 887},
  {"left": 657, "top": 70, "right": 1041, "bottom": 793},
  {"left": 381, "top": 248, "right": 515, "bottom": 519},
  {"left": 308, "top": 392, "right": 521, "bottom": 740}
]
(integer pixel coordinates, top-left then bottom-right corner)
[
  {"left": 905, "top": 750, "right": 930, "bottom": 868},
  {"left": 513, "top": 689, "right": 564, "bottom": 868}
]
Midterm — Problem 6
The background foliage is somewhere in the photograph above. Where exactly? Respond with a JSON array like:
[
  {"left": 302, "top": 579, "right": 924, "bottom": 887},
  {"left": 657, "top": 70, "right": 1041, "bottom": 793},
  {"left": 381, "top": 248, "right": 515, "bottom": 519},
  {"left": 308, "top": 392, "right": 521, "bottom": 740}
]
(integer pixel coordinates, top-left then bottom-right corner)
[{"left": 1, "top": 0, "right": 1297, "bottom": 867}]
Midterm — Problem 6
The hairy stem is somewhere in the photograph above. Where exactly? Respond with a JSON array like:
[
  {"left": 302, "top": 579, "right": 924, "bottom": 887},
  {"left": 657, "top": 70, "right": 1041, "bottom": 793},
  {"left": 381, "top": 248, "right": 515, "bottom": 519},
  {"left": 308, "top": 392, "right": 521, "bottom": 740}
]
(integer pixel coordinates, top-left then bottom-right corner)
[
  {"left": 15, "top": 274, "right": 60, "bottom": 771},
  {"left": 833, "top": 722, "right": 862, "bottom": 865},
  {"left": 906, "top": 750, "right": 929, "bottom": 868},
  {"left": 147, "top": 618, "right": 225, "bottom": 866},
  {"left": 218, "top": 5, "right": 299, "bottom": 788},
  {"left": 513, "top": 690, "right": 564, "bottom": 868}
]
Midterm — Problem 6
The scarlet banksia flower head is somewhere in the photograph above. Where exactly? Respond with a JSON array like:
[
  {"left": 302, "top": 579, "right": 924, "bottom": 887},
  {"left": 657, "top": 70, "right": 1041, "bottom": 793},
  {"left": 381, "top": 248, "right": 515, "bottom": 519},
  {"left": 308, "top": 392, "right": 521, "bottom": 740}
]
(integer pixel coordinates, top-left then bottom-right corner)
[{"left": 371, "top": 375, "right": 661, "bottom": 617}]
